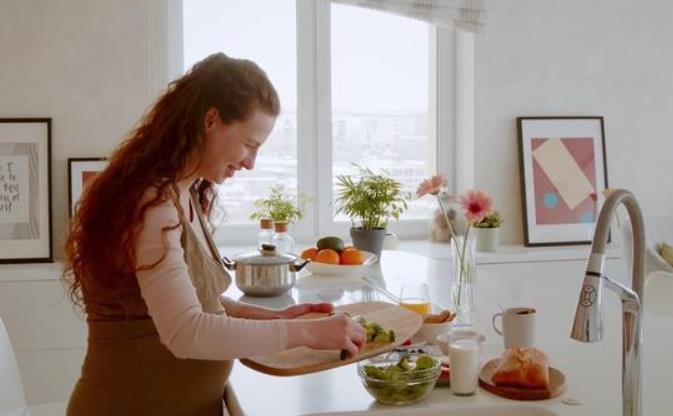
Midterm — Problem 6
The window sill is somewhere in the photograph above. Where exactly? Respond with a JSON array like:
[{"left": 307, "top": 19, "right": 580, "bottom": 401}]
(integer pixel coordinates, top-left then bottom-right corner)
[
  {"left": 397, "top": 240, "right": 622, "bottom": 265},
  {"left": 218, "top": 239, "right": 622, "bottom": 265},
  {"left": 0, "top": 262, "right": 63, "bottom": 282},
  {"left": 0, "top": 240, "right": 622, "bottom": 283}
]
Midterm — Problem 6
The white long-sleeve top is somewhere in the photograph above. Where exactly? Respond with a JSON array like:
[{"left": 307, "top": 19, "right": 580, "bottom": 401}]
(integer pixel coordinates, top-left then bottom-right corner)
[{"left": 134, "top": 194, "right": 288, "bottom": 361}]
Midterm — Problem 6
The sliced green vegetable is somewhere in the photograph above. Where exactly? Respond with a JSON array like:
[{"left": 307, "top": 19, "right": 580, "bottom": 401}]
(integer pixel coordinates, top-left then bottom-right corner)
[{"left": 361, "top": 354, "right": 439, "bottom": 404}]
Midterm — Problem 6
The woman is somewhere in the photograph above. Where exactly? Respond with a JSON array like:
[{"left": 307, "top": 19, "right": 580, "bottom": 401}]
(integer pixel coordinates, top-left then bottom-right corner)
[{"left": 64, "top": 53, "right": 365, "bottom": 416}]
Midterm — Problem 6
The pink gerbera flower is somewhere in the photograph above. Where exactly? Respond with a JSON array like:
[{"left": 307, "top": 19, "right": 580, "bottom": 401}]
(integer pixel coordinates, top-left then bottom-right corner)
[
  {"left": 460, "top": 190, "right": 493, "bottom": 223},
  {"left": 416, "top": 175, "right": 447, "bottom": 198}
]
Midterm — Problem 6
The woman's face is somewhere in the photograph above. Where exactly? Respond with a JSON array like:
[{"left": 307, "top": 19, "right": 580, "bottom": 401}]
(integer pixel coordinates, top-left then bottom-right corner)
[{"left": 198, "top": 108, "right": 276, "bottom": 184}]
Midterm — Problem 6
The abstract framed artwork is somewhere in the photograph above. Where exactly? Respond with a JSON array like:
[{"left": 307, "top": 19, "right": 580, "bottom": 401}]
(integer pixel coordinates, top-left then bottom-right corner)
[
  {"left": 67, "top": 158, "right": 108, "bottom": 217},
  {"left": 0, "top": 118, "right": 52, "bottom": 263},
  {"left": 518, "top": 116, "right": 608, "bottom": 246}
]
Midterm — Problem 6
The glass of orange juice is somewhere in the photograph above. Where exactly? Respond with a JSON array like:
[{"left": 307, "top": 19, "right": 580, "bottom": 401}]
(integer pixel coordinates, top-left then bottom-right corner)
[{"left": 399, "top": 282, "right": 431, "bottom": 315}]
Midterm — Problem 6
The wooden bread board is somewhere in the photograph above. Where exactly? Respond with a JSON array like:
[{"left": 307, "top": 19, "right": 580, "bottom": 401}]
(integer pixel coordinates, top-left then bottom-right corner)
[
  {"left": 478, "top": 358, "right": 566, "bottom": 400},
  {"left": 239, "top": 301, "right": 423, "bottom": 376}
]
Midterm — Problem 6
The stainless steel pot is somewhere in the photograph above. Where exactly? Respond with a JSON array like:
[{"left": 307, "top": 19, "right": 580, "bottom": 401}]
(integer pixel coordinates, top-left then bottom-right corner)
[{"left": 222, "top": 244, "right": 309, "bottom": 297}]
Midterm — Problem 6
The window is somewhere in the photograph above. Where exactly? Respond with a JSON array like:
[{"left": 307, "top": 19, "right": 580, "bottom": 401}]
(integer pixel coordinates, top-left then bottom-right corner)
[
  {"left": 330, "top": 4, "right": 434, "bottom": 221},
  {"left": 183, "top": 0, "right": 297, "bottom": 225},
  {"left": 167, "top": 0, "right": 464, "bottom": 244}
]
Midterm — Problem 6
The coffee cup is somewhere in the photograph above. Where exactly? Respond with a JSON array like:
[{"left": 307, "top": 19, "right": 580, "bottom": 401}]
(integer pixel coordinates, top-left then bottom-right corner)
[{"left": 491, "top": 307, "right": 536, "bottom": 349}]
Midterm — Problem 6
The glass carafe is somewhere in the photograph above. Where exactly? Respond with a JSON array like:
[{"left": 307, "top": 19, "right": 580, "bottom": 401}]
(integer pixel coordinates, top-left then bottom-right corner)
[{"left": 271, "top": 221, "right": 295, "bottom": 254}]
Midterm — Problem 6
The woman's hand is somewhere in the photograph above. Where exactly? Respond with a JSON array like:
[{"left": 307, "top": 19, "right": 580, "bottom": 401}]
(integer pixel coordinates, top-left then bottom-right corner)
[
  {"left": 285, "top": 313, "right": 366, "bottom": 358},
  {"left": 277, "top": 302, "right": 334, "bottom": 319}
]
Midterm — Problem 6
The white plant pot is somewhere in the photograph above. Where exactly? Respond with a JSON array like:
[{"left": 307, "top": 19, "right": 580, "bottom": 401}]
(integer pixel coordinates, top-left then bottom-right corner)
[
  {"left": 474, "top": 227, "right": 500, "bottom": 252},
  {"left": 383, "top": 232, "right": 399, "bottom": 250}
]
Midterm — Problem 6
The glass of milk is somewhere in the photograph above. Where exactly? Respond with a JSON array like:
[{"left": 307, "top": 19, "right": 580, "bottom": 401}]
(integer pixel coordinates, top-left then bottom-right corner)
[{"left": 448, "top": 333, "right": 480, "bottom": 395}]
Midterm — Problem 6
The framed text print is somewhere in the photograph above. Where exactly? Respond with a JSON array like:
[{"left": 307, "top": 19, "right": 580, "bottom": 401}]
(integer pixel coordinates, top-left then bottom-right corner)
[
  {"left": 518, "top": 116, "right": 608, "bottom": 246},
  {"left": 0, "top": 118, "right": 52, "bottom": 263}
]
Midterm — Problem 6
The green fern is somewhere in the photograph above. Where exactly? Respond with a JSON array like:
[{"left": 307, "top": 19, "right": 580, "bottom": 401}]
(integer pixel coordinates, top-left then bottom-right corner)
[
  {"left": 473, "top": 211, "right": 503, "bottom": 229},
  {"left": 334, "top": 164, "right": 409, "bottom": 230},
  {"left": 249, "top": 184, "right": 309, "bottom": 224}
]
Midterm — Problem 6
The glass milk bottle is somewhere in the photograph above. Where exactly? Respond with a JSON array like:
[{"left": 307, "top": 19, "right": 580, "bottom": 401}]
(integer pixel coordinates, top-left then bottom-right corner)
[
  {"left": 257, "top": 218, "right": 274, "bottom": 248},
  {"left": 271, "top": 221, "right": 295, "bottom": 254}
]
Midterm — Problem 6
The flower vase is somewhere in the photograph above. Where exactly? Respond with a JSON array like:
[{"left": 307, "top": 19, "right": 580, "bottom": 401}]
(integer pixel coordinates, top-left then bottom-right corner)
[{"left": 450, "top": 235, "right": 476, "bottom": 327}]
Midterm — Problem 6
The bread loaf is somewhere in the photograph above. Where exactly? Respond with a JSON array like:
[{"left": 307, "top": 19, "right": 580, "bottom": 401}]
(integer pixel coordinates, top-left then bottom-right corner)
[{"left": 492, "top": 347, "right": 550, "bottom": 389}]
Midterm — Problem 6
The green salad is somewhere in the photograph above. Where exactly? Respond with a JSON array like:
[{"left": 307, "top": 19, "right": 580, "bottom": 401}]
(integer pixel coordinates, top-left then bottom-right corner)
[{"left": 360, "top": 354, "right": 440, "bottom": 405}]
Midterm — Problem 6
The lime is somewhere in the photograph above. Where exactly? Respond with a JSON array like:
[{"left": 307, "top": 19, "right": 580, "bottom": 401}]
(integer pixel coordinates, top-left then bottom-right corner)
[
  {"left": 317, "top": 236, "right": 345, "bottom": 253},
  {"left": 415, "top": 355, "right": 437, "bottom": 370}
]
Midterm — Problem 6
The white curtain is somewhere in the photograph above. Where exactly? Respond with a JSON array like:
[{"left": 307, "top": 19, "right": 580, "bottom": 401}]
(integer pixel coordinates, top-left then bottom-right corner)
[{"left": 330, "top": 0, "right": 489, "bottom": 33}]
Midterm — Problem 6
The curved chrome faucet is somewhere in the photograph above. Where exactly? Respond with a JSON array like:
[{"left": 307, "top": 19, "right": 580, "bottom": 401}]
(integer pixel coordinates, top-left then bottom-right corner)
[{"left": 570, "top": 189, "right": 646, "bottom": 416}]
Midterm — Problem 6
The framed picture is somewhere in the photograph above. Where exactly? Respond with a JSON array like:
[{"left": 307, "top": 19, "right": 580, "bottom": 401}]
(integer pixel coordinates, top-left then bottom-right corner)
[
  {"left": 518, "top": 116, "right": 608, "bottom": 246},
  {"left": 67, "top": 158, "right": 108, "bottom": 217},
  {"left": 0, "top": 118, "right": 52, "bottom": 263}
]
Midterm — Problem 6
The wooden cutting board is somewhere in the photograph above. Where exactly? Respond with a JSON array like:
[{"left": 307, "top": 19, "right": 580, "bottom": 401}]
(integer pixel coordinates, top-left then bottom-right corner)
[
  {"left": 478, "top": 358, "right": 566, "bottom": 400},
  {"left": 239, "top": 301, "right": 423, "bottom": 376}
]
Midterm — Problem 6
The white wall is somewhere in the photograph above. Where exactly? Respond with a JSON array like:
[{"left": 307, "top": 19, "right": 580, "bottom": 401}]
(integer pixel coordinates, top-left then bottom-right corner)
[
  {"left": 476, "top": 0, "right": 673, "bottom": 244},
  {"left": 0, "top": 0, "right": 153, "bottom": 258},
  {"left": 0, "top": 0, "right": 152, "bottom": 405}
]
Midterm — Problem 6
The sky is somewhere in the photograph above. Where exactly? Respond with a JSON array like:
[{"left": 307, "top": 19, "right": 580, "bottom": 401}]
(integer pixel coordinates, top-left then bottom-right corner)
[{"left": 182, "top": 0, "right": 429, "bottom": 113}]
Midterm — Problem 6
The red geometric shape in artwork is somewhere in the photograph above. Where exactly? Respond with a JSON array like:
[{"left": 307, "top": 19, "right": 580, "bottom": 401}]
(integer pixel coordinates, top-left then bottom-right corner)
[{"left": 531, "top": 138, "right": 597, "bottom": 225}]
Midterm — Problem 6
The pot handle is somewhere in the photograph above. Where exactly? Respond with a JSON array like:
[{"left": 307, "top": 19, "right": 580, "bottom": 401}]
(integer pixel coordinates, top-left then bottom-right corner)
[
  {"left": 290, "top": 259, "right": 310, "bottom": 272},
  {"left": 221, "top": 256, "right": 237, "bottom": 271}
]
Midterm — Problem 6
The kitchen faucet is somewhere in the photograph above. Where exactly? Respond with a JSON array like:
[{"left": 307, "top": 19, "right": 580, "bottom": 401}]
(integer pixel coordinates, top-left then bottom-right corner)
[{"left": 570, "top": 189, "right": 646, "bottom": 416}]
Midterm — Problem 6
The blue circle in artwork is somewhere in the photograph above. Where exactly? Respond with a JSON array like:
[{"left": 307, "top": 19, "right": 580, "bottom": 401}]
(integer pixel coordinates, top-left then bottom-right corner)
[
  {"left": 580, "top": 212, "right": 594, "bottom": 223},
  {"left": 543, "top": 193, "right": 558, "bottom": 208}
]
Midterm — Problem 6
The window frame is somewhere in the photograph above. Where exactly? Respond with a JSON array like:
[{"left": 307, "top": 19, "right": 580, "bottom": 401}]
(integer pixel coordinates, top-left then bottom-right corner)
[{"left": 153, "top": 0, "right": 475, "bottom": 245}]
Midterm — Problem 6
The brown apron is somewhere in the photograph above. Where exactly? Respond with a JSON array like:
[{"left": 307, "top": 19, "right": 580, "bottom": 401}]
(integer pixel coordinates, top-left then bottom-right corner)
[{"left": 67, "top": 195, "right": 242, "bottom": 416}]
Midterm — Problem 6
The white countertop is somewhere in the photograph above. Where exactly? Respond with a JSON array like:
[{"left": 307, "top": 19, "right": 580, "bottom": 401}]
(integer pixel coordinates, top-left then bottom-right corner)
[
  {"left": 220, "top": 240, "right": 622, "bottom": 265},
  {"left": 0, "top": 240, "right": 621, "bottom": 282},
  {"left": 226, "top": 250, "right": 670, "bottom": 416}
]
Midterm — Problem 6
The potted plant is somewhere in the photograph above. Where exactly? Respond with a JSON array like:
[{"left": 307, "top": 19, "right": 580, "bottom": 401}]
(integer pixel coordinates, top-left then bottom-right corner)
[
  {"left": 335, "top": 164, "right": 409, "bottom": 257},
  {"left": 472, "top": 211, "right": 503, "bottom": 252},
  {"left": 250, "top": 184, "right": 308, "bottom": 253}
]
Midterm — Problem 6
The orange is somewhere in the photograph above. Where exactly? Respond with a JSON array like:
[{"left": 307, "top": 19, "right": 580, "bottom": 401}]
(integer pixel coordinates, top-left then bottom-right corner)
[
  {"left": 340, "top": 248, "right": 364, "bottom": 265},
  {"left": 300, "top": 247, "right": 318, "bottom": 260},
  {"left": 314, "top": 249, "right": 340, "bottom": 265}
]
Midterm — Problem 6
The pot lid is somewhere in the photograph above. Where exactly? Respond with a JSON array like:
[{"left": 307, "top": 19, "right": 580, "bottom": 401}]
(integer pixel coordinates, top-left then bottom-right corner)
[{"left": 233, "top": 244, "right": 298, "bottom": 265}]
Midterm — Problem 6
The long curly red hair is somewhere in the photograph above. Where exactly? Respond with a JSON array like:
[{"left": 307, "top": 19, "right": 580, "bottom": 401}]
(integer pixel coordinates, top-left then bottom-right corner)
[{"left": 63, "top": 53, "right": 280, "bottom": 308}]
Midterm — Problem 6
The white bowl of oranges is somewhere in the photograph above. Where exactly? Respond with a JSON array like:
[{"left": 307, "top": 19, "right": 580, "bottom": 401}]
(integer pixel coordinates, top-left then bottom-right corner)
[{"left": 301, "top": 236, "right": 378, "bottom": 277}]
